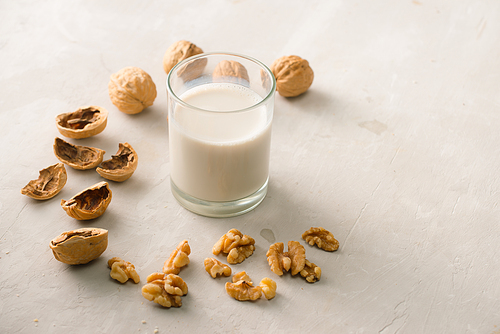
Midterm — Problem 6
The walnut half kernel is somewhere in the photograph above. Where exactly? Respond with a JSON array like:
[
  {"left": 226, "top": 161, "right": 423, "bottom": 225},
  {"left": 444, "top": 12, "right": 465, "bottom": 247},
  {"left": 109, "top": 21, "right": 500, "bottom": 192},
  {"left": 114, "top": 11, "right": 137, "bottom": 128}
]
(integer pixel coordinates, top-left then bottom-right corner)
[
  {"left": 142, "top": 273, "right": 187, "bottom": 308},
  {"left": 266, "top": 241, "right": 305, "bottom": 276},
  {"left": 225, "top": 272, "right": 277, "bottom": 301},
  {"left": 55, "top": 106, "right": 108, "bottom": 139},
  {"left": 108, "top": 257, "right": 140, "bottom": 283},
  {"left": 163, "top": 240, "right": 191, "bottom": 275},
  {"left": 213, "top": 229, "right": 255, "bottom": 264},
  {"left": 204, "top": 258, "right": 231, "bottom": 278},
  {"left": 96, "top": 143, "right": 138, "bottom": 182},
  {"left": 300, "top": 260, "right": 321, "bottom": 283},
  {"left": 21, "top": 163, "right": 67, "bottom": 200},
  {"left": 302, "top": 227, "right": 339, "bottom": 252}
]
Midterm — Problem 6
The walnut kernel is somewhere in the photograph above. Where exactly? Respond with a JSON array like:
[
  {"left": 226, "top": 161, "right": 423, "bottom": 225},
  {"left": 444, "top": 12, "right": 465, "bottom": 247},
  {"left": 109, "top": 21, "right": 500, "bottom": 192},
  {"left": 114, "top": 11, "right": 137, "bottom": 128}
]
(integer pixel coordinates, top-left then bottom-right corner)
[
  {"left": 227, "top": 244, "right": 255, "bottom": 264},
  {"left": 225, "top": 281, "right": 262, "bottom": 301},
  {"left": 164, "top": 274, "right": 188, "bottom": 296},
  {"left": 266, "top": 242, "right": 291, "bottom": 276},
  {"left": 163, "top": 240, "right": 191, "bottom": 275},
  {"left": 108, "top": 67, "right": 157, "bottom": 114},
  {"left": 286, "top": 241, "right": 306, "bottom": 276},
  {"left": 212, "top": 229, "right": 255, "bottom": 255},
  {"left": 300, "top": 260, "right": 321, "bottom": 283},
  {"left": 204, "top": 258, "right": 231, "bottom": 278},
  {"left": 142, "top": 280, "right": 182, "bottom": 308},
  {"left": 271, "top": 55, "right": 314, "bottom": 97},
  {"left": 232, "top": 271, "right": 252, "bottom": 284},
  {"left": 108, "top": 257, "right": 140, "bottom": 283},
  {"left": 302, "top": 227, "right": 339, "bottom": 251},
  {"left": 21, "top": 163, "right": 67, "bottom": 200},
  {"left": 259, "top": 277, "right": 277, "bottom": 300}
]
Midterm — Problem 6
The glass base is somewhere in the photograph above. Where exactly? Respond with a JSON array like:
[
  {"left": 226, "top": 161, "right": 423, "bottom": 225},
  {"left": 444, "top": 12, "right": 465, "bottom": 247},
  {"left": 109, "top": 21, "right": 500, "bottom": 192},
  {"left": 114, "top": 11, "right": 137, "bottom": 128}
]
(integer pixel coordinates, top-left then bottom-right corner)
[{"left": 170, "top": 178, "right": 268, "bottom": 218}]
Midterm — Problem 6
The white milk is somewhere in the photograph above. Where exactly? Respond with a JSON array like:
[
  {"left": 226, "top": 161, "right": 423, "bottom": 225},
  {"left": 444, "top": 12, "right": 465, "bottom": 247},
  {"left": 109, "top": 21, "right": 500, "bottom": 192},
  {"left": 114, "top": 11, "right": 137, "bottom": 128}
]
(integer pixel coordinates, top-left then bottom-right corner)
[{"left": 169, "top": 83, "right": 272, "bottom": 202}]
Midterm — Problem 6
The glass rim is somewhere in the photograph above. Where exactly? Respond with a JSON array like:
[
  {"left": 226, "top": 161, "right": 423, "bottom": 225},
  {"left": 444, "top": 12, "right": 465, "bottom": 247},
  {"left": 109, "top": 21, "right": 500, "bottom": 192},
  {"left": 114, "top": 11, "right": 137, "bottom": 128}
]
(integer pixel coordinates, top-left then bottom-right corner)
[{"left": 166, "top": 51, "right": 276, "bottom": 114}]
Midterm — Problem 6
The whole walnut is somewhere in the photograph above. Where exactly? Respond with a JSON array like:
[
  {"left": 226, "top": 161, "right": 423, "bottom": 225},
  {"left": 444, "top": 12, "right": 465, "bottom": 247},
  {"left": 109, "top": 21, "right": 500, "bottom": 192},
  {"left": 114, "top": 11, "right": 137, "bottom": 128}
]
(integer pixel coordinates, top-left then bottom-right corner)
[
  {"left": 163, "top": 40, "right": 204, "bottom": 74},
  {"left": 270, "top": 55, "right": 314, "bottom": 97},
  {"left": 108, "top": 67, "right": 157, "bottom": 114}
]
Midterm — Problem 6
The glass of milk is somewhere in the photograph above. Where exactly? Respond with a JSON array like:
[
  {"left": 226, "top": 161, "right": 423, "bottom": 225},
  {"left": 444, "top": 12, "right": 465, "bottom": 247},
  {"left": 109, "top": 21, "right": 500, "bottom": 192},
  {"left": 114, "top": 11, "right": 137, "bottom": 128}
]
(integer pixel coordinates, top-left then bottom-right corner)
[{"left": 167, "top": 52, "right": 276, "bottom": 217}]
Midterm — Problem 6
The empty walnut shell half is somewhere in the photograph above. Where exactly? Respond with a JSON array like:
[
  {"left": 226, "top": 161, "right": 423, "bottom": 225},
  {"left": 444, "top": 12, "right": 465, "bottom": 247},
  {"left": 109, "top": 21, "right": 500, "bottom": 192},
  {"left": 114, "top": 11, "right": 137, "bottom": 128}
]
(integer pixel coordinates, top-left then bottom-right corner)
[
  {"left": 56, "top": 106, "right": 108, "bottom": 139},
  {"left": 50, "top": 228, "right": 108, "bottom": 265},
  {"left": 53, "top": 137, "right": 105, "bottom": 170},
  {"left": 21, "top": 163, "right": 67, "bottom": 200},
  {"left": 61, "top": 181, "right": 112, "bottom": 220},
  {"left": 96, "top": 143, "right": 138, "bottom": 182}
]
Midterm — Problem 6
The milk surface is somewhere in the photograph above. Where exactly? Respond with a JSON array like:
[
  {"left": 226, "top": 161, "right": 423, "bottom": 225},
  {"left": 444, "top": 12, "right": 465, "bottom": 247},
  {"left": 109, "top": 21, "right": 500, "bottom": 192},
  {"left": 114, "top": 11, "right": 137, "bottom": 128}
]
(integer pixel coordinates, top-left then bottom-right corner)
[{"left": 169, "top": 83, "right": 272, "bottom": 202}]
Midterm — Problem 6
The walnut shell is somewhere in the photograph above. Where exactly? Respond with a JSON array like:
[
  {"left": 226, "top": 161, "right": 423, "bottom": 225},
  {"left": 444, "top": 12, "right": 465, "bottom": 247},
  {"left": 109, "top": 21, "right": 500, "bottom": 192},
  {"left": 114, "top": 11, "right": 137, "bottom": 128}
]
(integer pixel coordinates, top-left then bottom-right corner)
[
  {"left": 108, "top": 67, "right": 157, "bottom": 114},
  {"left": 54, "top": 137, "right": 105, "bottom": 170},
  {"left": 213, "top": 60, "right": 249, "bottom": 84},
  {"left": 96, "top": 143, "right": 138, "bottom": 182},
  {"left": 55, "top": 106, "right": 108, "bottom": 139},
  {"left": 270, "top": 55, "right": 314, "bottom": 97},
  {"left": 163, "top": 40, "right": 204, "bottom": 74},
  {"left": 21, "top": 163, "right": 67, "bottom": 200},
  {"left": 50, "top": 227, "right": 108, "bottom": 265},
  {"left": 61, "top": 181, "right": 112, "bottom": 220}
]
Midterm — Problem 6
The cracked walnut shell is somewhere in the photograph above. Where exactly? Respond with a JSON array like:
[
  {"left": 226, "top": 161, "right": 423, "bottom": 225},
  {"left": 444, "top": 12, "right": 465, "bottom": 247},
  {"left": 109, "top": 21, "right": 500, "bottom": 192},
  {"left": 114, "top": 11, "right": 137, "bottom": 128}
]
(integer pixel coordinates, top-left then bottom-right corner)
[
  {"left": 53, "top": 137, "right": 105, "bottom": 170},
  {"left": 96, "top": 143, "right": 138, "bottom": 182},
  {"left": 50, "top": 228, "right": 108, "bottom": 265},
  {"left": 21, "top": 163, "right": 67, "bottom": 200},
  {"left": 60, "top": 181, "right": 112, "bottom": 220},
  {"left": 55, "top": 106, "right": 108, "bottom": 139},
  {"left": 163, "top": 240, "right": 191, "bottom": 275},
  {"left": 108, "top": 257, "right": 140, "bottom": 283},
  {"left": 271, "top": 55, "right": 314, "bottom": 97},
  {"left": 302, "top": 227, "right": 339, "bottom": 251},
  {"left": 108, "top": 67, "right": 157, "bottom": 114},
  {"left": 204, "top": 258, "right": 231, "bottom": 278}
]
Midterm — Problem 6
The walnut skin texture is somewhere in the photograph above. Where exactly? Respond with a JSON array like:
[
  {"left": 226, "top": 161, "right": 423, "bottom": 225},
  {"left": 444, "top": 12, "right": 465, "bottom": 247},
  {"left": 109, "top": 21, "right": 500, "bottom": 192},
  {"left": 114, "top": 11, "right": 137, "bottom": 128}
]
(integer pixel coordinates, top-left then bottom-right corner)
[
  {"left": 54, "top": 137, "right": 105, "bottom": 170},
  {"left": 96, "top": 142, "right": 138, "bottom": 182},
  {"left": 163, "top": 40, "right": 205, "bottom": 81},
  {"left": 204, "top": 258, "right": 231, "bottom": 278},
  {"left": 21, "top": 163, "right": 67, "bottom": 200},
  {"left": 271, "top": 55, "right": 314, "bottom": 97},
  {"left": 227, "top": 245, "right": 255, "bottom": 264},
  {"left": 163, "top": 240, "right": 191, "bottom": 275},
  {"left": 50, "top": 228, "right": 108, "bottom": 265},
  {"left": 108, "top": 67, "right": 157, "bottom": 114},
  {"left": 60, "top": 181, "right": 112, "bottom": 220},
  {"left": 55, "top": 106, "right": 108, "bottom": 139},
  {"left": 108, "top": 257, "right": 140, "bottom": 283},
  {"left": 302, "top": 227, "right": 339, "bottom": 251}
]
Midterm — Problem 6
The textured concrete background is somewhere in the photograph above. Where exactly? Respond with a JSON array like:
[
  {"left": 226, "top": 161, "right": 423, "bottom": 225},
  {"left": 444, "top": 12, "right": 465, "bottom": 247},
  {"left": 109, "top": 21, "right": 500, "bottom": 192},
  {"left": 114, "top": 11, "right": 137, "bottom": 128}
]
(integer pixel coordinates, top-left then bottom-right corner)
[{"left": 1, "top": 0, "right": 499, "bottom": 333}]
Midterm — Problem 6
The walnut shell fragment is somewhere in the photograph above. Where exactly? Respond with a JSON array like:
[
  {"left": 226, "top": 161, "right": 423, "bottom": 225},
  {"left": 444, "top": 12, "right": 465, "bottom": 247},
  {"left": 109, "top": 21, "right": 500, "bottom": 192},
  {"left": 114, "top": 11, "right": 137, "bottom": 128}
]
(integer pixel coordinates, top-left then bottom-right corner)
[
  {"left": 213, "top": 60, "right": 249, "bottom": 84},
  {"left": 108, "top": 257, "right": 140, "bottom": 283},
  {"left": 55, "top": 106, "right": 108, "bottom": 139},
  {"left": 96, "top": 143, "right": 138, "bottom": 182},
  {"left": 60, "top": 181, "right": 112, "bottom": 220},
  {"left": 21, "top": 163, "right": 67, "bottom": 200},
  {"left": 53, "top": 137, "right": 105, "bottom": 170},
  {"left": 108, "top": 67, "right": 157, "bottom": 114},
  {"left": 302, "top": 227, "right": 339, "bottom": 251},
  {"left": 50, "top": 228, "right": 108, "bottom": 265},
  {"left": 163, "top": 40, "right": 205, "bottom": 77},
  {"left": 271, "top": 55, "right": 314, "bottom": 97}
]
